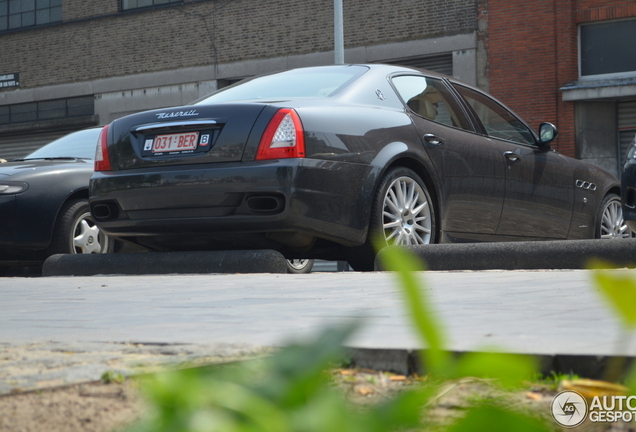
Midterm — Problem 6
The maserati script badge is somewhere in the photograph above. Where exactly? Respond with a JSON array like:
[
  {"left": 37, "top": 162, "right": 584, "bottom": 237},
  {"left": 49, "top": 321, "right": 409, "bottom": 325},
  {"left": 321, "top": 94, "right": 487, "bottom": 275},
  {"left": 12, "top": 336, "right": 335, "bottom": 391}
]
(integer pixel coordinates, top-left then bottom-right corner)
[{"left": 155, "top": 110, "right": 200, "bottom": 119}]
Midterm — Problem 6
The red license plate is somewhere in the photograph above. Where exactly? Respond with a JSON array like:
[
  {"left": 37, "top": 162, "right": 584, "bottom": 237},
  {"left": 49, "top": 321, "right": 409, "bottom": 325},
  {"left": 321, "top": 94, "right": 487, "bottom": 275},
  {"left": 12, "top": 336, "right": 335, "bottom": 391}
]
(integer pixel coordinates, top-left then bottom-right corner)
[{"left": 152, "top": 132, "right": 199, "bottom": 153}]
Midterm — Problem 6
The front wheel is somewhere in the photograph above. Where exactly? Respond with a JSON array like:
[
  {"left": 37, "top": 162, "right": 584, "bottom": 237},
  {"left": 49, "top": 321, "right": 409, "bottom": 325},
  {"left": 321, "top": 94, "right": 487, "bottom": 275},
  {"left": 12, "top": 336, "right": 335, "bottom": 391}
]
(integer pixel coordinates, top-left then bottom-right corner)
[
  {"left": 48, "top": 199, "right": 114, "bottom": 255},
  {"left": 348, "top": 167, "right": 436, "bottom": 271},
  {"left": 596, "top": 193, "right": 633, "bottom": 239}
]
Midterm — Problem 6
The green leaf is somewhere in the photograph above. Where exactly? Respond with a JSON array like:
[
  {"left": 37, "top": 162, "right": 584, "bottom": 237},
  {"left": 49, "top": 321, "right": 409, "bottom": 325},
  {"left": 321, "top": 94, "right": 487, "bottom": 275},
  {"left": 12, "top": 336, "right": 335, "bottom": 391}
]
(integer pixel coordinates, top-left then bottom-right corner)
[
  {"left": 592, "top": 269, "right": 636, "bottom": 328},
  {"left": 446, "top": 405, "right": 552, "bottom": 432},
  {"left": 455, "top": 351, "right": 537, "bottom": 389},
  {"left": 375, "top": 244, "right": 453, "bottom": 377},
  {"left": 624, "top": 365, "right": 636, "bottom": 395},
  {"left": 370, "top": 387, "right": 433, "bottom": 430},
  {"left": 100, "top": 370, "right": 125, "bottom": 384},
  {"left": 255, "top": 322, "right": 360, "bottom": 408}
]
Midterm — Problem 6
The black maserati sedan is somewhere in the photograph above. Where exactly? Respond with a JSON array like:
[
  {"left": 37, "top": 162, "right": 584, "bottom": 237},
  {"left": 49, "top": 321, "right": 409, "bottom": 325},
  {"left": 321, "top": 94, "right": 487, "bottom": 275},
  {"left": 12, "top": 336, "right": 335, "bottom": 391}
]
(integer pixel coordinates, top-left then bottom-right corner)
[
  {"left": 0, "top": 128, "right": 112, "bottom": 270},
  {"left": 89, "top": 64, "right": 627, "bottom": 270}
]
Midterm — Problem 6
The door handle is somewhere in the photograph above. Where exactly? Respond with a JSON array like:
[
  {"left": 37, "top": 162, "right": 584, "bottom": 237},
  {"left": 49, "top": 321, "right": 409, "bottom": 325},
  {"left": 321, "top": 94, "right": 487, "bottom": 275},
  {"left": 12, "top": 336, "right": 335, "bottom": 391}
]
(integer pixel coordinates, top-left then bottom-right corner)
[
  {"left": 504, "top": 151, "right": 521, "bottom": 162},
  {"left": 423, "top": 134, "right": 444, "bottom": 146}
]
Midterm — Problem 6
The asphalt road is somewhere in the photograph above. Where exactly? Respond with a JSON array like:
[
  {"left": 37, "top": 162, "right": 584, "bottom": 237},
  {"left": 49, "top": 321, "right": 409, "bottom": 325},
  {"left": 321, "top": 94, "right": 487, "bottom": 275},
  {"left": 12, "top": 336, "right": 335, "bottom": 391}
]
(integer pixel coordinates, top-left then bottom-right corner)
[{"left": 1, "top": 268, "right": 633, "bottom": 394}]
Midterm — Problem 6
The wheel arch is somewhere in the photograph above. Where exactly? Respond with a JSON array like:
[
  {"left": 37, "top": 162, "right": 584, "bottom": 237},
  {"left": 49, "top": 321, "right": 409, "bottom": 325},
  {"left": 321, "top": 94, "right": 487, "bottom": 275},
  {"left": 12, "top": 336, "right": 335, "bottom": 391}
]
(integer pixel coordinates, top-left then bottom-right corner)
[
  {"left": 375, "top": 156, "right": 442, "bottom": 243},
  {"left": 606, "top": 185, "right": 621, "bottom": 199},
  {"left": 46, "top": 188, "right": 90, "bottom": 247}
]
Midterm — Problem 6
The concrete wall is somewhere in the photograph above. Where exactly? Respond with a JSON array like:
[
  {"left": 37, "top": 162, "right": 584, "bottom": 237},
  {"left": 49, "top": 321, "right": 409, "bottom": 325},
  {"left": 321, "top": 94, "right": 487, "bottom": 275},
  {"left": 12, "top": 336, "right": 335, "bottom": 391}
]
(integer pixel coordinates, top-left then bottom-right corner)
[
  {"left": 0, "top": 0, "right": 479, "bottom": 90},
  {"left": 0, "top": 0, "right": 482, "bottom": 129}
]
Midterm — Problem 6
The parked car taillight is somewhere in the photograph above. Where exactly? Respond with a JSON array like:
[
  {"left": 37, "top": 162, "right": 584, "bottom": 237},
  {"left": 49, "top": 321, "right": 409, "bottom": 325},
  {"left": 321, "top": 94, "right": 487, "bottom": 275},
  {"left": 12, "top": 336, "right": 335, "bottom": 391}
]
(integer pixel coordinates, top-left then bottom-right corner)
[
  {"left": 255, "top": 108, "right": 305, "bottom": 160},
  {"left": 94, "top": 124, "right": 111, "bottom": 172}
]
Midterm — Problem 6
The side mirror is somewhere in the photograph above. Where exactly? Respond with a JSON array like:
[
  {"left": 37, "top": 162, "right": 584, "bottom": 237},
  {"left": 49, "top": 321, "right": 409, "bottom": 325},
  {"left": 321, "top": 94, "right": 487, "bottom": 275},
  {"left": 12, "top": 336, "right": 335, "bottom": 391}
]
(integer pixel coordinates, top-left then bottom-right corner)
[{"left": 538, "top": 122, "right": 558, "bottom": 148}]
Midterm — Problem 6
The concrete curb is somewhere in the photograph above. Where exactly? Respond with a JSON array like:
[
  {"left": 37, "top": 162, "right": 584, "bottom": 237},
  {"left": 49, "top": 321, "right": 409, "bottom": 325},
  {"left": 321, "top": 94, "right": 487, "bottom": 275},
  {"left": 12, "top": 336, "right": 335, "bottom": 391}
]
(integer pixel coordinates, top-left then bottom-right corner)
[
  {"left": 375, "top": 239, "right": 636, "bottom": 271},
  {"left": 42, "top": 249, "right": 288, "bottom": 276},
  {"left": 3, "top": 344, "right": 631, "bottom": 395},
  {"left": 347, "top": 347, "right": 634, "bottom": 380}
]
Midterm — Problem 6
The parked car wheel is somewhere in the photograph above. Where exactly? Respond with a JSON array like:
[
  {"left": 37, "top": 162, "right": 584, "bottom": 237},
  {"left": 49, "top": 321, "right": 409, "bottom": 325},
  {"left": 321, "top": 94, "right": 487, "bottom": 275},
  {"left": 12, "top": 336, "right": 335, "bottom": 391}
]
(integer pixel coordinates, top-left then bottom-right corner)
[
  {"left": 286, "top": 259, "right": 315, "bottom": 274},
  {"left": 348, "top": 167, "right": 436, "bottom": 271},
  {"left": 48, "top": 199, "right": 113, "bottom": 255},
  {"left": 376, "top": 168, "right": 435, "bottom": 246},
  {"left": 596, "top": 193, "right": 633, "bottom": 239}
]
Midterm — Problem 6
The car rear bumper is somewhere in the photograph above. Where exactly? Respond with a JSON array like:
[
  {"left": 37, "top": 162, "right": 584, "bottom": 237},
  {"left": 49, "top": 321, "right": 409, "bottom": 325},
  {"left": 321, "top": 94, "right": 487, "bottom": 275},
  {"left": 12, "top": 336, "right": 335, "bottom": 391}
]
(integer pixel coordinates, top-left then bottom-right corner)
[{"left": 89, "top": 158, "right": 377, "bottom": 248}]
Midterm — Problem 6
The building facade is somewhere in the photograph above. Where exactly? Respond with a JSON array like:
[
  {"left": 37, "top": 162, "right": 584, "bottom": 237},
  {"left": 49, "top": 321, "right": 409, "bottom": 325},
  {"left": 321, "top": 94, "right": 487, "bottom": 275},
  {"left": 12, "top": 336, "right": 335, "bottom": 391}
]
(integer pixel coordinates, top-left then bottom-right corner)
[
  {"left": 0, "top": 0, "right": 483, "bottom": 159},
  {"left": 487, "top": 0, "right": 636, "bottom": 177},
  {"left": 0, "top": 0, "right": 635, "bottom": 178}
]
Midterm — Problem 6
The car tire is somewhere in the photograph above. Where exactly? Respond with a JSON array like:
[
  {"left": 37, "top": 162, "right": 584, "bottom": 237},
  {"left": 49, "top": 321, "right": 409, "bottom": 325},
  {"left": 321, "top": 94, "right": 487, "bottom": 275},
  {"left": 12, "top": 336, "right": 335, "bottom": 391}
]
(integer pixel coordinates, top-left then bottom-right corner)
[
  {"left": 286, "top": 259, "right": 315, "bottom": 274},
  {"left": 48, "top": 199, "right": 114, "bottom": 255},
  {"left": 596, "top": 193, "right": 633, "bottom": 239},
  {"left": 348, "top": 167, "right": 436, "bottom": 271}
]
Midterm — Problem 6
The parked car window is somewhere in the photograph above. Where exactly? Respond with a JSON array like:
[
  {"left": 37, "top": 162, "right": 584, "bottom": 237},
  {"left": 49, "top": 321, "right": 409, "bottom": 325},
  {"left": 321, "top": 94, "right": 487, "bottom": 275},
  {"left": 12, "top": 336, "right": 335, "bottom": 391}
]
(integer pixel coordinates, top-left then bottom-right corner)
[
  {"left": 392, "top": 76, "right": 471, "bottom": 130},
  {"left": 24, "top": 128, "right": 102, "bottom": 160},
  {"left": 453, "top": 85, "right": 535, "bottom": 145},
  {"left": 196, "top": 66, "right": 369, "bottom": 104}
]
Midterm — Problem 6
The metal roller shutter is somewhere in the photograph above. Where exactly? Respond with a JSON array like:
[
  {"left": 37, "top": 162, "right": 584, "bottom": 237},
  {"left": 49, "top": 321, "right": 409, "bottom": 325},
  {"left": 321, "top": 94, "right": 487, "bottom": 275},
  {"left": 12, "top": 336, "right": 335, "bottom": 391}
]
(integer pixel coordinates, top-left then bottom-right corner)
[
  {"left": 0, "top": 129, "right": 79, "bottom": 161},
  {"left": 619, "top": 100, "right": 636, "bottom": 169}
]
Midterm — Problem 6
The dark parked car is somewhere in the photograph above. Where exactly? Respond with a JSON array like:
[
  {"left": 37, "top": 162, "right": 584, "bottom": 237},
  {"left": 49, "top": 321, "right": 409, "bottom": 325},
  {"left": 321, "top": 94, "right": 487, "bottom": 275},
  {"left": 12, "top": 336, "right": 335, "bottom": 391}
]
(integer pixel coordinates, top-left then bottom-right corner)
[
  {"left": 89, "top": 64, "right": 627, "bottom": 271},
  {"left": 621, "top": 134, "right": 636, "bottom": 233},
  {"left": 0, "top": 128, "right": 112, "bottom": 270}
]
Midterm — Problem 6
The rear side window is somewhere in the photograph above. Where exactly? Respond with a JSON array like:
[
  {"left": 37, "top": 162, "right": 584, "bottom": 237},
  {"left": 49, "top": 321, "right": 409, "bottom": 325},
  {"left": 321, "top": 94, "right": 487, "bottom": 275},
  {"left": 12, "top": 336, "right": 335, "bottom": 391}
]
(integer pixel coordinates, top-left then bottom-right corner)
[
  {"left": 392, "top": 76, "right": 472, "bottom": 130},
  {"left": 196, "top": 66, "right": 368, "bottom": 104},
  {"left": 453, "top": 85, "right": 536, "bottom": 145}
]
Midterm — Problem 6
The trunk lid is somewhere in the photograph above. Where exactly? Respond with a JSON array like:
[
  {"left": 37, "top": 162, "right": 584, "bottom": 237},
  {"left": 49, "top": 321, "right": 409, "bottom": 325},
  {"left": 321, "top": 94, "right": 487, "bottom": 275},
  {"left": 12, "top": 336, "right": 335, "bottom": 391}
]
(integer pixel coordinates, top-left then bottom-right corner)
[{"left": 108, "top": 103, "right": 267, "bottom": 170}]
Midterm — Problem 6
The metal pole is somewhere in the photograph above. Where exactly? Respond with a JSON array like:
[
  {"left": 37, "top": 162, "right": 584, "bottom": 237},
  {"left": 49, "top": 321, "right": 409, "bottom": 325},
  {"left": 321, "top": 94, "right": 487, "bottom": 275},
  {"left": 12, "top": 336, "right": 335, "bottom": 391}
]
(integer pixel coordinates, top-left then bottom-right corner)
[{"left": 334, "top": 0, "right": 344, "bottom": 64}]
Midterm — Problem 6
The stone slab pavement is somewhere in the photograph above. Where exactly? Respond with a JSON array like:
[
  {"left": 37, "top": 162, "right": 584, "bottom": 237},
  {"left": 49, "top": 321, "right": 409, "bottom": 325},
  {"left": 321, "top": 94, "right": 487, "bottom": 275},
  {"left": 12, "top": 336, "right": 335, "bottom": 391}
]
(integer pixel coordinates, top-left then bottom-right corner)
[{"left": 0, "top": 269, "right": 632, "bottom": 394}]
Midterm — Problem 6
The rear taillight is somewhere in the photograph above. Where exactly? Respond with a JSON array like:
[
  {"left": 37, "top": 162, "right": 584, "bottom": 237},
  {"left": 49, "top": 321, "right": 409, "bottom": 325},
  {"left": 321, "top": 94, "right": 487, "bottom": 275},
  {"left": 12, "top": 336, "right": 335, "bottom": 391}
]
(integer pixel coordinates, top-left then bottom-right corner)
[
  {"left": 94, "top": 124, "right": 111, "bottom": 172},
  {"left": 255, "top": 108, "right": 305, "bottom": 160}
]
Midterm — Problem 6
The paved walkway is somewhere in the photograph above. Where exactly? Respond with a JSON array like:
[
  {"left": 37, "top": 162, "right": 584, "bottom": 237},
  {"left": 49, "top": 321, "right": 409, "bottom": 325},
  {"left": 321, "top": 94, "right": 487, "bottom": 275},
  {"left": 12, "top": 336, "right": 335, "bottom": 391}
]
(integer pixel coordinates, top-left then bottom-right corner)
[{"left": 0, "top": 269, "right": 631, "bottom": 393}]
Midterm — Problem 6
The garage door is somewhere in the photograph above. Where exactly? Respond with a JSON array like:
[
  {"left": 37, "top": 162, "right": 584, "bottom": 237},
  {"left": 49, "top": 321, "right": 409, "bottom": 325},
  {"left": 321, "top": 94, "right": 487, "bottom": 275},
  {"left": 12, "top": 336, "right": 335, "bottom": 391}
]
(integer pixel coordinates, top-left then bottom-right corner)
[{"left": 619, "top": 99, "right": 636, "bottom": 169}]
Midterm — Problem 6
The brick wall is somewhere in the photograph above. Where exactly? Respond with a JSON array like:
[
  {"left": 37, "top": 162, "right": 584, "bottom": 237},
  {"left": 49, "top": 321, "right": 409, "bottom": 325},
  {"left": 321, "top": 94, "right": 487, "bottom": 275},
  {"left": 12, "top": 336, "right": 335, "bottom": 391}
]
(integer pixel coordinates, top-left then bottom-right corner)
[
  {"left": 575, "top": 0, "right": 636, "bottom": 23},
  {"left": 62, "top": 0, "right": 118, "bottom": 21},
  {"left": 485, "top": 0, "right": 636, "bottom": 158},
  {"left": 486, "top": 0, "right": 574, "bottom": 155},
  {"left": 0, "top": 0, "right": 478, "bottom": 90}
]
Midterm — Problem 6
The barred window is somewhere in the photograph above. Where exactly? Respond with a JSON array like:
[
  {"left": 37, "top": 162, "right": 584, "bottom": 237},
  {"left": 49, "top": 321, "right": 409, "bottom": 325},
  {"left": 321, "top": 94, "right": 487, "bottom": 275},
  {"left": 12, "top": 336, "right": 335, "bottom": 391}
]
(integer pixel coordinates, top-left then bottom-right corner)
[
  {"left": 0, "top": 96, "right": 94, "bottom": 125},
  {"left": 121, "top": 0, "right": 181, "bottom": 11},
  {"left": 0, "top": 0, "right": 62, "bottom": 32}
]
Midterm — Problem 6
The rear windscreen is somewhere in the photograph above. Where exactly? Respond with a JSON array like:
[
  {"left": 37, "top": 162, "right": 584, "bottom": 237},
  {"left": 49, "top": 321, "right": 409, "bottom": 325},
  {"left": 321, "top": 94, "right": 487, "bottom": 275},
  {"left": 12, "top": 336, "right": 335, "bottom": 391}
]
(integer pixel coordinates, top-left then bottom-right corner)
[{"left": 196, "top": 66, "right": 368, "bottom": 104}]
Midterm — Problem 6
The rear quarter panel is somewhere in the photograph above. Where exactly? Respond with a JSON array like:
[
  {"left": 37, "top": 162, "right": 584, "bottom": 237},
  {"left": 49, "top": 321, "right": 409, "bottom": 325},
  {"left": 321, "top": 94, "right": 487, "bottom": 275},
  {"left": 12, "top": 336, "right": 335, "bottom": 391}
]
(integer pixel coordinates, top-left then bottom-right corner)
[{"left": 293, "top": 104, "right": 440, "bottom": 241}]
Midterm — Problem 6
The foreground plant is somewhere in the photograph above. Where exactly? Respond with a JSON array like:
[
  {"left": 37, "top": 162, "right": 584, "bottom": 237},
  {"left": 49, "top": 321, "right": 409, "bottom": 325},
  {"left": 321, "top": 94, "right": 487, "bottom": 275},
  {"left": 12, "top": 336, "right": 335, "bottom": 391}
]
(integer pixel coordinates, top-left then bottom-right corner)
[{"left": 126, "top": 247, "right": 571, "bottom": 432}]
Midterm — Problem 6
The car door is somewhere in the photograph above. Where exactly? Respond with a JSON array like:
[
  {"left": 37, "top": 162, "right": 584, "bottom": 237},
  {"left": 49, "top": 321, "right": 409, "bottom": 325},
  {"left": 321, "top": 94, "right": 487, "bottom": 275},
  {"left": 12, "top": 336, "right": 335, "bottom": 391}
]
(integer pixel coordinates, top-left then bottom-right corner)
[
  {"left": 451, "top": 84, "right": 574, "bottom": 239},
  {"left": 391, "top": 75, "right": 506, "bottom": 237}
]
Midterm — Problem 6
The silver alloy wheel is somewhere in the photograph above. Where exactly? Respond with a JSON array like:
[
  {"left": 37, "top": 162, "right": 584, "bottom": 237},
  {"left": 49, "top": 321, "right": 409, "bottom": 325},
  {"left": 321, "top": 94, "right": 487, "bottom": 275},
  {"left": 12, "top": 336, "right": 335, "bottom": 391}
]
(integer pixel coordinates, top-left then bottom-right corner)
[
  {"left": 382, "top": 176, "right": 432, "bottom": 245},
  {"left": 286, "top": 258, "right": 315, "bottom": 274},
  {"left": 600, "top": 198, "right": 632, "bottom": 239},
  {"left": 287, "top": 259, "right": 311, "bottom": 270},
  {"left": 71, "top": 211, "right": 110, "bottom": 253}
]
